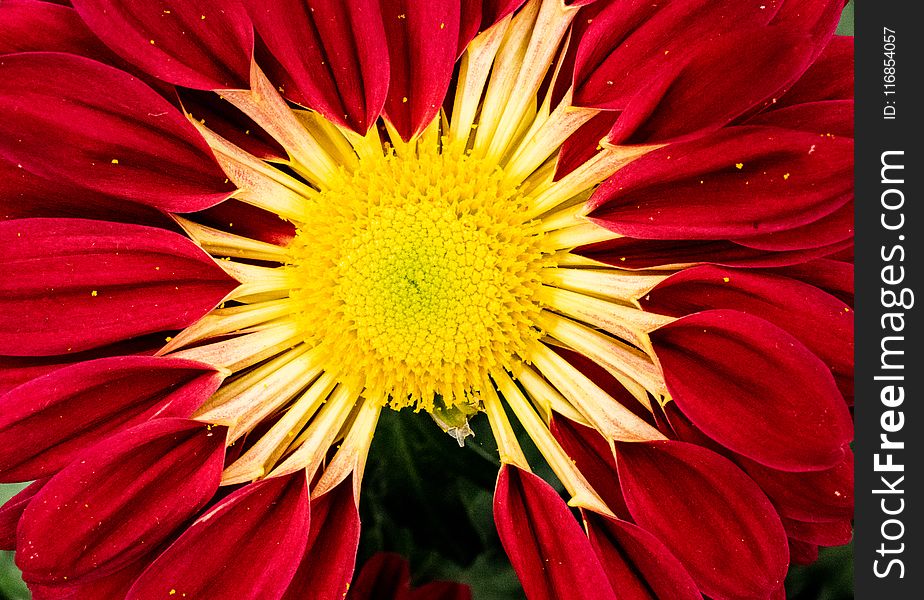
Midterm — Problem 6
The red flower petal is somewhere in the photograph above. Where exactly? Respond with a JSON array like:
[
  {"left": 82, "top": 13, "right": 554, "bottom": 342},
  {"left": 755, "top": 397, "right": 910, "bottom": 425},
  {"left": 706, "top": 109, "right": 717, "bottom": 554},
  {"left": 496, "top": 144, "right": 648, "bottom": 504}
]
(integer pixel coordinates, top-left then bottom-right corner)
[
  {"left": 768, "top": 259, "right": 853, "bottom": 306},
  {"left": 0, "top": 159, "right": 173, "bottom": 225},
  {"left": 745, "top": 99, "right": 853, "bottom": 137},
  {"left": 615, "top": 440, "right": 789, "bottom": 600},
  {"left": 458, "top": 0, "right": 525, "bottom": 55},
  {"left": 381, "top": 0, "right": 460, "bottom": 141},
  {"left": 0, "top": 218, "right": 238, "bottom": 356},
  {"left": 0, "top": 53, "right": 234, "bottom": 212},
  {"left": 780, "top": 35, "right": 853, "bottom": 106},
  {"left": 782, "top": 517, "right": 852, "bottom": 547},
  {"left": 788, "top": 539, "right": 819, "bottom": 566},
  {"left": 651, "top": 310, "right": 852, "bottom": 471},
  {"left": 179, "top": 88, "right": 286, "bottom": 160},
  {"left": 571, "top": 0, "right": 773, "bottom": 110},
  {"left": 283, "top": 477, "right": 360, "bottom": 600},
  {"left": 127, "top": 472, "right": 310, "bottom": 600},
  {"left": 31, "top": 560, "right": 149, "bottom": 600},
  {"left": 348, "top": 552, "right": 471, "bottom": 600},
  {"left": 0, "top": 356, "right": 223, "bottom": 482},
  {"left": 549, "top": 416, "right": 630, "bottom": 520},
  {"left": 494, "top": 465, "right": 616, "bottom": 600},
  {"left": 193, "top": 198, "right": 296, "bottom": 247},
  {"left": 577, "top": 236, "right": 854, "bottom": 270},
  {"left": 0, "top": 479, "right": 46, "bottom": 551},
  {"left": 732, "top": 195, "right": 854, "bottom": 252},
  {"left": 0, "top": 335, "right": 163, "bottom": 396},
  {"left": 643, "top": 265, "right": 854, "bottom": 404},
  {"left": 16, "top": 418, "right": 227, "bottom": 586},
  {"left": 555, "top": 111, "right": 619, "bottom": 179},
  {"left": 588, "top": 127, "right": 853, "bottom": 240},
  {"left": 768, "top": 0, "right": 844, "bottom": 55},
  {"left": 585, "top": 514, "right": 701, "bottom": 600},
  {"left": 0, "top": 0, "right": 112, "bottom": 59},
  {"left": 349, "top": 553, "right": 411, "bottom": 599},
  {"left": 410, "top": 582, "right": 472, "bottom": 600},
  {"left": 244, "top": 0, "right": 389, "bottom": 134},
  {"left": 71, "top": 0, "right": 253, "bottom": 89},
  {"left": 606, "top": 28, "right": 816, "bottom": 144},
  {"left": 741, "top": 453, "right": 854, "bottom": 523}
]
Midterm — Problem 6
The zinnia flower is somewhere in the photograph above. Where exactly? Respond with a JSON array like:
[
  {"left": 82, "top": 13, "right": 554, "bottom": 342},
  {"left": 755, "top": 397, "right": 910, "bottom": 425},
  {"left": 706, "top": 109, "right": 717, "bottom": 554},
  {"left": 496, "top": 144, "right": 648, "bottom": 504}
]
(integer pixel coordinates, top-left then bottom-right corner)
[{"left": 0, "top": 0, "right": 853, "bottom": 599}]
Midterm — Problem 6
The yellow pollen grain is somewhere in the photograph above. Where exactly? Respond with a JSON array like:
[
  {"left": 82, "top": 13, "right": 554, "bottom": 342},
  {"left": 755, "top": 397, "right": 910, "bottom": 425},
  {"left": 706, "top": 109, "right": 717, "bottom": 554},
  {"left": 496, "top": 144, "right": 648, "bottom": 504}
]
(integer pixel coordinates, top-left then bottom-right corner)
[
  {"left": 286, "top": 140, "right": 553, "bottom": 411},
  {"left": 783, "top": 173, "right": 791, "bottom": 180},
  {"left": 735, "top": 162, "right": 744, "bottom": 169},
  {"left": 111, "top": 159, "right": 119, "bottom": 164},
  {"left": 90, "top": 290, "right": 98, "bottom": 297},
  {"left": 722, "top": 277, "right": 730, "bottom": 283}
]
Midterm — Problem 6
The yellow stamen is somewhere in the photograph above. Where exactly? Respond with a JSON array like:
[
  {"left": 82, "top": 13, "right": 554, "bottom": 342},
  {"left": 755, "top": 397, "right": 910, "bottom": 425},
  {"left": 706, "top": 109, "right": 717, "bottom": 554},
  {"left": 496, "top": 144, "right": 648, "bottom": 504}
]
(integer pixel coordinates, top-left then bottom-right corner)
[{"left": 286, "top": 139, "right": 553, "bottom": 411}]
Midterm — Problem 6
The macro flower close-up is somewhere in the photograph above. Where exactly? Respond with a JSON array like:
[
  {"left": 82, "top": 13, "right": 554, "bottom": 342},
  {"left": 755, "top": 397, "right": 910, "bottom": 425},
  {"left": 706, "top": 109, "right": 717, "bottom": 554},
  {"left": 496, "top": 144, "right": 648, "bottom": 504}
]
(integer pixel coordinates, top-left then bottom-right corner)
[{"left": 0, "top": 0, "right": 854, "bottom": 598}]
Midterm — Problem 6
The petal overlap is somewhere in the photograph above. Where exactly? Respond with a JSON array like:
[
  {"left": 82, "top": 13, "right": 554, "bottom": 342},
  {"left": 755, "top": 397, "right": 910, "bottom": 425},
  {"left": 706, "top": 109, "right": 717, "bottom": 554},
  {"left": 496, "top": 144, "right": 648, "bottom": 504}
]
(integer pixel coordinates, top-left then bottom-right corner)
[
  {"left": 0, "top": 218, "right": 238, "bottom": 356},
  {"left": 16, "top": 418, "right": 227, "bottom": 586},
  {"left": 0, "top": 53, "right": 235, "bottom": 211}
]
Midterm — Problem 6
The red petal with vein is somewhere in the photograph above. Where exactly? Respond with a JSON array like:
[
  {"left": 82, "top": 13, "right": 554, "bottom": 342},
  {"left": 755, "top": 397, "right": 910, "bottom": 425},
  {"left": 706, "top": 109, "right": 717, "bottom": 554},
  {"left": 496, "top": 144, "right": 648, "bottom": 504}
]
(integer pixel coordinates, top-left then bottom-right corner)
[
  {"left": 71, "top": 0, "right": 252, "bottom": 89},
  {"left": 0, "top": 218, "right": 238, "bottom": 356},
  {"left": 30, "top": 559, "right": 149, "bottom": 600},
  {"left": 607, "top": 28, "right": 815, "bottom": 144},
  {"left": 741, "top": 453, "right": 854, "bottom": 523},
  {"left": 245, "top": 0, "right": 389, "bottom": 133},
  {"left": 780, "top": 35, "right": 854, "bottom": 106},
  {"left": 0, "top": 479, "right": 46, "bottom": 550},
  {"left": 16, "top": 419, "right": 227, "bottom": 585},
  {"left": 557, "top": 346, "right": 657, "bottom": 426},
  {"left": 745, "top": 100, "right": 853, "bottom": 137},
  {"left": 0, "top": 53, "right": 234, "bottom": 211},
  {"left": 555, "top": 111, "right": 619, "bottom": 179},
  {"left": 0, "top": 335, "right": 163, "bottom": 396},
  {"left": 782, "top": 517, "right": 852, "bottom": 547},
  {"left": 789, "top": 539, "right": 819, "bottom": 566},
  {"left": 458, "top": 0, "right": 524, "bottom": 55},
  {"left": 769, "top": 259, "right": 853, "bottom": 306},
  {"left": 193, "top": 199, "right": 297, "bottom": 247},
  {"left": 494, "top": 465, "right": 616, "bottom": 600},
  {"left": 650, "top": 310, "right": 853, "bottom": 471},
  {"left": 127, "top": 472, "right": 310, "bottom": 600},
  {"left": 643, "top": 265, "right": 854, "bottom": 405},
  {"left": 572, "top": 0, "right": 773, "bottom": 110},
  {"left": 0, "top": 356, "right": 223, "bottom": 482},
  {"left": 732, "top": 196, "right": 853, "bottom": 252},
  {"left": 381, "top": 0, "right": 460, "bottom": 141},
  {"left": 588, "top": 127, "right": 853, "bottom": 240},
  {"left": 577, "top": 236, "right": 854, "bottom": 270},
  {"left": 0, "top": 159, "right": 174, "bottom": 226},
  {"left": 0, "top": 0, "right": 112, "bottom": 59},
  {"left": 179, "top": 88, "right": 286, "bottom": 160},
  {"left": 576, "top": 238, "right": 852, "bottom": 269},
  {"left": 615, "top": 440, "right": 789, "bottom": 600},
  {"left": 549, "top": 416, "right": 630, "bottom": 520},
  {"left": 663, "top": 403, "right": 854, "bottom": 525},
  {"left": 283, "top": 478, "right": 360, "bottom": 600},
  {"left": 768, "top": 0, "right": 844, "bottom": 55},
  {"left": 585, "top": 514, "right": 701, "bottom": 600}
]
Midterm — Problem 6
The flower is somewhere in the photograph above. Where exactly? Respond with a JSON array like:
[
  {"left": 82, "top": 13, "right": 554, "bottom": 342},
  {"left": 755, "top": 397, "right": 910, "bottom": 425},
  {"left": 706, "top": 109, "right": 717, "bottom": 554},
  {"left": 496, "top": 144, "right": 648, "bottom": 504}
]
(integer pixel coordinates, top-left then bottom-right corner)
[
  {"left": 349, "top": 553, "right": 471, "bottom": 600},
  {"left": 0, "top": 1, "right": 853, "bottom": 599}
]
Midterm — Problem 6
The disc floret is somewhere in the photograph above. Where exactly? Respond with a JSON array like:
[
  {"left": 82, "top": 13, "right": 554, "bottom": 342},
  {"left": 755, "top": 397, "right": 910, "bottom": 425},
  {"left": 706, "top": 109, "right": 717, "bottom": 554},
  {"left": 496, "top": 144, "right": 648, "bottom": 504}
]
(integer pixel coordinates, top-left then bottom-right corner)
[{"left": 287, "top": 140, "right": 551, "bottom": 411}]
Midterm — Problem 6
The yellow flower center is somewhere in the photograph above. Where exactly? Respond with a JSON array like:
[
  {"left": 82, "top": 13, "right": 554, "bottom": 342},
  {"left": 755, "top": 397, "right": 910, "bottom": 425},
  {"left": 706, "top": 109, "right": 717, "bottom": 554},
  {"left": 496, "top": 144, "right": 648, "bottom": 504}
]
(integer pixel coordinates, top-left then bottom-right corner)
[{"left": 286, "top": 140, "right": 552, "bottom": 411}]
